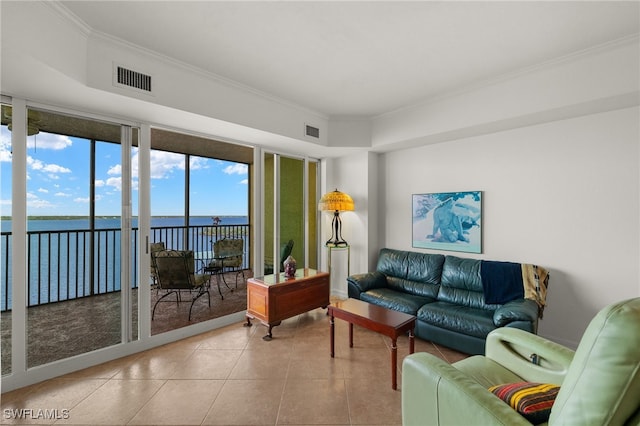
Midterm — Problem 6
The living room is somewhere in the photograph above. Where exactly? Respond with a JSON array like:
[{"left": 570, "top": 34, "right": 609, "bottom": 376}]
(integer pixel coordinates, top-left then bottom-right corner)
[{"left": 1, "top": 1, "right": 639, "bottom": 423}]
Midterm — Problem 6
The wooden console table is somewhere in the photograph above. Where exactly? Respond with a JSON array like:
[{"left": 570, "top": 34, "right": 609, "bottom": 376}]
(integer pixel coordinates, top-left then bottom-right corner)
[{"left": 245, "top": 269, "right": 330, "bottom": 340}]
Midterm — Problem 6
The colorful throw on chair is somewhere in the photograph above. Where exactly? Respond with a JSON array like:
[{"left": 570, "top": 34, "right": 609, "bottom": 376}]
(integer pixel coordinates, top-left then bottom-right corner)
[{"left": 489, "top": 381, "right": 560, "bottom": 424}]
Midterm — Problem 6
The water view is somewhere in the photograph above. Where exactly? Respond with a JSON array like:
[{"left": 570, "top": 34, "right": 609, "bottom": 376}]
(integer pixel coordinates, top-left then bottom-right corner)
[
  {"left": 0, "top": 216, "right": 249, "bottom": 311},
  {"left": 1, "top": 215, "right": 248, "bottom": 233}
]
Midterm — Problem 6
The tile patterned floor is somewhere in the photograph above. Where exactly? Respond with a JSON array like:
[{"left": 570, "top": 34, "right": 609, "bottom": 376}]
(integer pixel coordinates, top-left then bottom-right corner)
[{"left": 1, "top": 307, "right": 468, "bottom": 425}]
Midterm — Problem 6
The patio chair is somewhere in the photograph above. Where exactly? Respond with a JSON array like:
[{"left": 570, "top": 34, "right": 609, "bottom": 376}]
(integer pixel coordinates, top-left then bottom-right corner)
[
  {"left": 152, "top": 249, "right": 210, "bottom": 321},
  {"left": 149, "top": 241, "right": 165, "bottom": 290},
  {"left": 264, "top": 239, "right": 294, "bottom": 275},
  {"left": 206, "top": 238, "right": 245, "bottom": 289}
]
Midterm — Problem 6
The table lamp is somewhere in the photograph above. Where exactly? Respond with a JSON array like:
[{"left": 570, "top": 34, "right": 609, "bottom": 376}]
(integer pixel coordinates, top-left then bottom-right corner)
[{"left": 318, "top": 189, "right": 354, "bottom": 247}]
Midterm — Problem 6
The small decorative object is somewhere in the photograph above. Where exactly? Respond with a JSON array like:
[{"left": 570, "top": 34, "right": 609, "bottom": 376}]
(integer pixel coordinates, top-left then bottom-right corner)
[{"left": 283, "top": 255, "right": 296, "bottom": 279}]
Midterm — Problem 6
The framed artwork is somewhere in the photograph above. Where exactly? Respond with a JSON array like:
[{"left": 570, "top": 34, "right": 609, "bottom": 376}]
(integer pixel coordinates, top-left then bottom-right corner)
[{"left": 412, "top": 191, "right": 482, "bottom": 253}]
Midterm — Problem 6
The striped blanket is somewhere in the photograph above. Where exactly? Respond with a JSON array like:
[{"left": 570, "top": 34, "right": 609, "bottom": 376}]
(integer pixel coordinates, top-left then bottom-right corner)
[{"left": 480, "top": 261, "right": 550, "bottom": 318}]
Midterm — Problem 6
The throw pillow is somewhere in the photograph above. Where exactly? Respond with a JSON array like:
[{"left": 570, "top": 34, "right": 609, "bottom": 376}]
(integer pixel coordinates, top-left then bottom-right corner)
[{"left": 489, "top": 381, "right": 560, "bottom": 424}]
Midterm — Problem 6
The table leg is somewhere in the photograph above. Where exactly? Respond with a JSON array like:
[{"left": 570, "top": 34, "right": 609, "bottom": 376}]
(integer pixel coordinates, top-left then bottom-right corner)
[
  {"left": 263, "top": 325, "right": 273, "bottom": 341},
  {"left": 349, "top": 323, "right": 354, "bottom": 348},
  {"left": 215, "top": 272, "right": 224, "bottom": 299},
  {"left": 391, "top": 338, "right": 398, "bottom": 390},
  {"left": 330, "top": 313, "right": 335, "bottom": 358},
  {"left": 409, "top": 329, "right": 415, "bottom": 354}
]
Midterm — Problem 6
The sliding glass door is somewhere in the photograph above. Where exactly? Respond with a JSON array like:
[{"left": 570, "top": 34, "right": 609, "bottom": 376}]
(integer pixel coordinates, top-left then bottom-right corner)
[
  {"left": 0, "top": 105, "right": 139, "bottom": 371},
  {"left": 263, "top": 152, "right": 319, "bottom": 276},
  {"left": 1, "top": 103, "right": 12, "bottom": 375},
  {"left": 148, "top": 130, "right": 251, "bottom": 335}
]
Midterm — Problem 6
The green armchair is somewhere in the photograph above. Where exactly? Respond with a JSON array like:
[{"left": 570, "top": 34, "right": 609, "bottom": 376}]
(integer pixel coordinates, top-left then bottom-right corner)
[{"left": 402, "top": 297, "right": 640, "bottom": 425}]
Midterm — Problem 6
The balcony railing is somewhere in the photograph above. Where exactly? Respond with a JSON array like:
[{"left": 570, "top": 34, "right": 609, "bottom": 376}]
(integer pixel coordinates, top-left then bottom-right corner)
[{"left": 0, "top": 224, "right": 250, "bottom": 312}]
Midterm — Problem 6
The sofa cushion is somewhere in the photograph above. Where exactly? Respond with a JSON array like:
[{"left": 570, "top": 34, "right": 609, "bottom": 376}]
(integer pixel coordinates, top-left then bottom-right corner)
[
  {"left": 376, "top": 249, "right": 444, "bottom": 298},
  {"left": 418, "top": 301, "right": 495, "bottom": 338},
  {"left": 439, "top": 256, "right": 497, "bottom": 310},
  {"left": 387, "top": 277, "right": 440, "bottom": 299},
  {"left": 360, "top": 288, "right": 433, "bottom": 315},
  {"left": 405, "top": 251, "right": 445, "bottom": 286},
  {"left": 376, "top": 248, "right": 408, "bottom": 278}
]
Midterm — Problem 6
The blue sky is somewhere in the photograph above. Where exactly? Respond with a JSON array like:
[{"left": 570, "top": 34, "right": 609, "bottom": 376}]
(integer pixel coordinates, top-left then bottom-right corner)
[{"left": 0, "top": 126, "right": 248, "bottom": 217}]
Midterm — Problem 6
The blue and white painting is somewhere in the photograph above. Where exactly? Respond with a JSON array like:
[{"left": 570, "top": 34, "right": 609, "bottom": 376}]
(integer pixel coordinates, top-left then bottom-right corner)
[{"left": 412, "top": 191, "right": 482, "bottom": 253}]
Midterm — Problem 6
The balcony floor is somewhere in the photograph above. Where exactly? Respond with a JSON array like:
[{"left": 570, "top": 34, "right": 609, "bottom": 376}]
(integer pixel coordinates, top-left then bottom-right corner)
[{"left": 1, "top": 270, "right": 251, "bottom": 375}]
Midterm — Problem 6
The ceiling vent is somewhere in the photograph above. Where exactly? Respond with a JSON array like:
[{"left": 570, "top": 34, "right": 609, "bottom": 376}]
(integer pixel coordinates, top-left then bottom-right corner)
[
  {"left": 114, "top": 65, "right": 153, "bottom": 94},
  {"left": 305, "top": 124, "right": 320, "bottom": 139}
]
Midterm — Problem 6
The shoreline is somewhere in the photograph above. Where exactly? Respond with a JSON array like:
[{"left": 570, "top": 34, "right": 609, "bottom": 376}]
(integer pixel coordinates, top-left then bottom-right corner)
[{"left": 1, "top": 215, "right": 246, "bottom": 221}]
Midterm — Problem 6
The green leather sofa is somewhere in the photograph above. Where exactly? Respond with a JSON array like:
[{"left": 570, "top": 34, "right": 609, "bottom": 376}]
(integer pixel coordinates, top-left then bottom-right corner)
[
  {"left": 347, "top": 248, "right": 543, "bottom": 355},
  {"left": 402, "top": 297, "right": 640, "bottom": 425}
]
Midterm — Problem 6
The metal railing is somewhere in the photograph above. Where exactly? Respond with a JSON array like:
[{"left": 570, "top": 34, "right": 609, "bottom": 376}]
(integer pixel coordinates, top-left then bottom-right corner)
[{"left": 0, "top": 224, "right": 250, "bottom": 312}]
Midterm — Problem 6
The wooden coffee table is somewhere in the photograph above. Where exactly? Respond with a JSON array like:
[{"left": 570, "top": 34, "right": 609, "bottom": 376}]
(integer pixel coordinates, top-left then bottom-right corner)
[
  {"left": 245, "top": 269, "right": 330, "bottom": 340},
  {"left": 328, "top": 298, "right": 416, "bottom": 390}
]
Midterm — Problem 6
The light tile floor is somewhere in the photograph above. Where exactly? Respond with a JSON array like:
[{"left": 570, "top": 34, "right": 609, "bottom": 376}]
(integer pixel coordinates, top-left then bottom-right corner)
[{"left": 1, "top": 308, "right": 468, "bottom": 425}]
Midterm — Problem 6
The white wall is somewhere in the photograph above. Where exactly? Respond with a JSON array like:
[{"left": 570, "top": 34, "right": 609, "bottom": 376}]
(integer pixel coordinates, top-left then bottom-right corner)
[
  {"left": 321, "top": 152, "right": 376, "bottom": 297},
  {"left": 380, "top": 106, "right": 640, "bottom": 348}
]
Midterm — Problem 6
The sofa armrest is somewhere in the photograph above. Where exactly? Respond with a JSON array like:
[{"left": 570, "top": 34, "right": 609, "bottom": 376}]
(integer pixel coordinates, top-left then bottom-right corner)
[
  {"left": 493, "top": 299, "right": 539, "bottom": 326},
  {"left": 346, "top": 271, "right": 387, "bottom": 299},
  {"left": 402, "top": 353, "right": 531, "bottom": 426},
  {"left": 485, "top": 327, "right": 575, "bottom": 385}
]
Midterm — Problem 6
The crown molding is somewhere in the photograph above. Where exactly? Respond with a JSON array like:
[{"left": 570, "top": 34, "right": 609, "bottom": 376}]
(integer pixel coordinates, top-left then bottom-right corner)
[
  {"left": 44, "top": 1, "right": 93, "bottom": 38},
  {"left": 376, "top": 33, "right": 640, "bottom": 120}
]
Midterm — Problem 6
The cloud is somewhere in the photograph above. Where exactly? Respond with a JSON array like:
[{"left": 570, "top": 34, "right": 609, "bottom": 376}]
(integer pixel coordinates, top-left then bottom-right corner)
[
  {"left": 28, "top": 199, "right": 55, "bottom": 209},
  {"left": 42, "top": 164, "right": 71, "bottom": 173},
  {"left": 27, "top": 157, "right": 44, "bottom": 170},
  {"left": 55, "top": 192, "right": 71, "bottom": 197},
  {"left": 106, "top": 176, "right": 122, "bottom": 191},
  {"left": 27, "top": 156, "right": 71, "bottom": 178},
  {"left": 148, "top": 150, "right": 185, "bottom": 179},
  {"left": 0, "top": 131, "right": 72, "bottom": 164},
  {"left": 189, "top": 156, "right": 209, "bottom": 170},
  {"left": 240, "top": 178, "right": 248, "bottom": 185},
  {"left": 0, "top": 149, "right": 11, "bottom": 162},
  {"left": 26, "top": 192, "right": 55, "bottom": 209},
  {"left": 74, "top": 194, "right": 102, "bottom": 203},
  {"left": 95, "top": 180, "right": 105, "bottom": 187},
  {"left": 108, "top": 164, "right": 121, "bottom": 176},
  {"left": 27, "top": 133, "right": 72, "bottom": 150},
  {"left": 0, "top": 133, "right": 11, "bottom": 163},
  {"left": 223, "top": 163, "right": 248, "bottom": 175},
  {"left": 38, "top": 188, "right": 49, "bottom": 193}
]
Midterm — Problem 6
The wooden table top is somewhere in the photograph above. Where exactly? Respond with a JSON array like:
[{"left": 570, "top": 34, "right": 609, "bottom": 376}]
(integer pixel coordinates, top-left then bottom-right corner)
[
  {"left": 329, "top": 298, "right": 416, "bottom": 328},
  {"left": 249, "top": 268, "right": 329, "bottom": 286}
]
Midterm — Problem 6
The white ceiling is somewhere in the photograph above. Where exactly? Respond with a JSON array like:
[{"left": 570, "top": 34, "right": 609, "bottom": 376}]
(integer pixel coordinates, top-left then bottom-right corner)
[{"left": 59, "top": 1, "right": 640, "bottom": 118}]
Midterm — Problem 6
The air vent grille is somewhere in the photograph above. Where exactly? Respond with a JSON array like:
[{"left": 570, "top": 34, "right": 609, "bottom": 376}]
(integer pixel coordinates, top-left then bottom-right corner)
[
  {"left": 305, "top": 124, "right": 320, "bottom": 138},
  {"left": 116, "top": 66, "right": 152, "bottom": 92}
]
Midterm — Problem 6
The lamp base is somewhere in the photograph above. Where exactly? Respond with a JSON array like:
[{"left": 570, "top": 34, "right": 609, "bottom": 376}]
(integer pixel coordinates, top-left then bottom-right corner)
[
  {"left": 325, "top": 239, "right": 349, "bottom": 248},
  {"left": 325, "top": 210, "right": 349, "bottom": 248}
]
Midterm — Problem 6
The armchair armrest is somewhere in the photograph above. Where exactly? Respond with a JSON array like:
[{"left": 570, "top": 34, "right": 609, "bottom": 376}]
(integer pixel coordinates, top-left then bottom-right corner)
[
  {"left": 346, "top": 271, "right": 387, "bottom": 299},
  {"left": 485, "top": 328, "right": 575, "bottom": 385},
  {"left": 493, "top": 299, "right": 539, "bottom": 327},
  {"left": 402, "top": 353, "right": 531, "bottom": 426}
]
